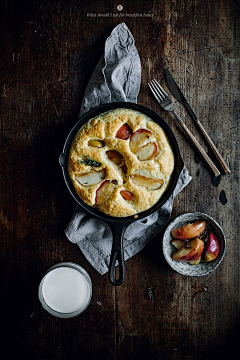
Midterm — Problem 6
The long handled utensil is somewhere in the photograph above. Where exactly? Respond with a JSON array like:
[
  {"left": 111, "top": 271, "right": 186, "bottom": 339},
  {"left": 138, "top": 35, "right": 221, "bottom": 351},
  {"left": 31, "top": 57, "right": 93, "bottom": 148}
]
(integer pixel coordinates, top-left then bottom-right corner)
[
  {"left": 148, "top": 79, "right": 220, "bottom": 177},
  {"left": 165, "top": 69, "right": 230, "bottom": 175}
]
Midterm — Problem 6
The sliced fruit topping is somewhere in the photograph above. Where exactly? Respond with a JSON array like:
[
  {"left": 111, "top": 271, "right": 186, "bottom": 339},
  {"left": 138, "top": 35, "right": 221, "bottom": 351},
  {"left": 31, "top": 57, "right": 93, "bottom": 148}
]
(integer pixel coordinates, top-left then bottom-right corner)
[
  {"left": 172, "top": 238, "right": 204, "bottom": 262},
  {"left": 135, "top": 142, "right": 157, "bottom": 161},
  {"left": 171, "top": 239, "right": 187, "bottom": 249},
  {"left": 95, "top": 180, "right": 116, "bottom": 206},
  {"left": 106, "top": 150, "right": 123, "bottom": 166},
  {"left": 189, "top": 256, "right": 201, "bottom": 265},
  {"left": 88, "top": 139, "right": 105, "bottom": 148},
  {"left": 76, "top": 169, "right": 106, "bottom": 186},
  {"left": 203, "top": 230, "right": 220, "bottom": 262},
  {"left": 171, "top": 220, "right": 207, "bottom": 240},
  {"left": 171, "top": 238, "right": 203, "bottom": 265},
  {"left": 129, "top": 129, "right": 152, "bottom": 153},
  {"left": 115, "top": 123, "right": 132, "bottom": 140},
  {"left": 131, "top": 174, "right": 164, "bottom": 190},
  {"left": 120, "top": 190, "right": 134, "bottom": 201}
]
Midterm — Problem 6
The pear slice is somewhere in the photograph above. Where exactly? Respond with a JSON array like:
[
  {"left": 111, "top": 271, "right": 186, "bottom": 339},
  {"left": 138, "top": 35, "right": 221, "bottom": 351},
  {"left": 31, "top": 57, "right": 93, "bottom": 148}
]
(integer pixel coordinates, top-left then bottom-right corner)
[
  {"left": 95, "top": 180, "right": 116, "bottom": 206},
  {"left": 76, "top": 169, "right": 106, "bottom": 186},
  {"left": 131, "top": 174, "right": 163, "bottom": 190},
  {"left": 135, "top": 142, "right": 157, "bottom": 161},
  {"left": 88, "top": 140, "right": 105, "bottom": 148},
  {"left": 129, "top": 129, "right": 152, "bottom": 153}
]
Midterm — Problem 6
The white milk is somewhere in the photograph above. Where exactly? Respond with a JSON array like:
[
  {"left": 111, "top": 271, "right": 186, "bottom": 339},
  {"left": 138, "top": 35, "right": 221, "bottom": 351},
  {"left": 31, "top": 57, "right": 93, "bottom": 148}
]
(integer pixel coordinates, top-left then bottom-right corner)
[{"left": 41, "top": 267, "right": 90, "bottom": 314}]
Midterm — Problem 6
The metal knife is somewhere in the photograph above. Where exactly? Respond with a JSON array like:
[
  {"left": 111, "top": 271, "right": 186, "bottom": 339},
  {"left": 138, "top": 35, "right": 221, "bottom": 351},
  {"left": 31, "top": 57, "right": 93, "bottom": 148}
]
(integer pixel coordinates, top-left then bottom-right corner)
[{"left": 165, "top": 68, "right": 231, "bottom": 175}]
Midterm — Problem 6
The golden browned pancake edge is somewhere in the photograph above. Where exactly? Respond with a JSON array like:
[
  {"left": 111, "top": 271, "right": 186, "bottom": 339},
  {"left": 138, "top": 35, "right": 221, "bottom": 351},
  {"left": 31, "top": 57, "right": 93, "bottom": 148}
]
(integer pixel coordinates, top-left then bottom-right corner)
[{"left": 68, "top": 108, "right": 175, "bottom": 217}]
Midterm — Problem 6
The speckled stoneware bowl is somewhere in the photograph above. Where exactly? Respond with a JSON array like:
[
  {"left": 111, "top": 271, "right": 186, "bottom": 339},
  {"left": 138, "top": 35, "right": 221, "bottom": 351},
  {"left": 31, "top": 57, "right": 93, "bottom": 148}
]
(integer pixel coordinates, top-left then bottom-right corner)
[{"left": 162, "top": 212, "right": 226, "bottom": 276}]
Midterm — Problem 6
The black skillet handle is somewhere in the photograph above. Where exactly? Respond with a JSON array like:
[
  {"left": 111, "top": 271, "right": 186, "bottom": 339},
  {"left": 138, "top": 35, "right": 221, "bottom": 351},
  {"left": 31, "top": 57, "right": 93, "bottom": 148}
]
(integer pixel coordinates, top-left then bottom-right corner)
[{"left": 108, "top": 223, "right": 127, "bottom": 286}]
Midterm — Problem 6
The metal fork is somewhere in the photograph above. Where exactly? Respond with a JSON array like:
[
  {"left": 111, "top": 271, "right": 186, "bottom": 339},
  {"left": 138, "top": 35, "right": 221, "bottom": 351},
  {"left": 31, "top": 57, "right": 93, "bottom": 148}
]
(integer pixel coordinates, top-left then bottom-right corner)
[{"left": 148, "top": 79, "right": 220, "bottom": 177}]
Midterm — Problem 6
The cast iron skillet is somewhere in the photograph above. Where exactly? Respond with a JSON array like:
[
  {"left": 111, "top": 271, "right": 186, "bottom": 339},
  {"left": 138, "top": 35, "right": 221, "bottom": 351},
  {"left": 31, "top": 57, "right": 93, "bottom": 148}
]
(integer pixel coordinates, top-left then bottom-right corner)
[{"left": 59, "top": 102, "right": 184, "bottom": 286}]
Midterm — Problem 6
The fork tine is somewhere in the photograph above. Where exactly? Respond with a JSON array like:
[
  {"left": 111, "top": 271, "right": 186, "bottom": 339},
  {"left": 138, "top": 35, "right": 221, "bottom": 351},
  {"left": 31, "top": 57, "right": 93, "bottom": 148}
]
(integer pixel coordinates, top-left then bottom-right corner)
[
  {"left": 152, "top": 79, "right": 169, "bottom": 98},
  {"left": 148, "top": 82, "right": 161, "bottom": 102},
  {"left": 150, "top": 80, "right": 165, "bottom": 101},
  {"left": 148, "top": 81, "right": 164, "bottom": 102},
  {"left": 149, "top": 79, "right": 168, "bottom": 102}
]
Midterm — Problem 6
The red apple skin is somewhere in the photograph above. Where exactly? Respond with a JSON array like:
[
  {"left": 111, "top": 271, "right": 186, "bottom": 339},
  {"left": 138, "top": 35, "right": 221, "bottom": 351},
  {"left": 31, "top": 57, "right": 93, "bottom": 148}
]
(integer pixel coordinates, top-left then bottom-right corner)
[
  {"left": 120, "top": 190, "right": 134, "bottom": 201},
  {"left": 172, "top": 238, "right": 204, "bottom": 262},
  {"left": 204, "top": 230, "right": 220, "bottom": 262},
  {"left": 171, "top": 220, "right": 207, "bottom": 240},
  {"left": 116, "top": 124, "right": 132, "bottom": 140},
  {"left": 187, "top": 240, "right": 204, "bottom": 261},
  {"left": 129, "top": 129, "right": 152, "bottom": 153},
  {"left": 106, "top": 150, "right": 123, "bottom": 166},
  {"left": 95, "top": 180, "right": 115, "bottom": 206}
]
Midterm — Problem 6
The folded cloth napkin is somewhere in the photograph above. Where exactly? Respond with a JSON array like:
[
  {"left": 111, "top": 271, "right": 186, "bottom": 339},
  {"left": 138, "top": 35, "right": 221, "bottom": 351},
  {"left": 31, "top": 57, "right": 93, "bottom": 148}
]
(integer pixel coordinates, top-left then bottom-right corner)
[{"left": 65, "top": 22, "right": 192, "bottom": 275}]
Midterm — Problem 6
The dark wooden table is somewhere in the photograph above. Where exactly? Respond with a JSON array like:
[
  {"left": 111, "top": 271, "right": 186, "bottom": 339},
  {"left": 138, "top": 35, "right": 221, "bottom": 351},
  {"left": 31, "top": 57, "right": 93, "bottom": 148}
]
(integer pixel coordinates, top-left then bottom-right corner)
[{"left": 1, "top": 1, "right": 239, "bottom": 359}]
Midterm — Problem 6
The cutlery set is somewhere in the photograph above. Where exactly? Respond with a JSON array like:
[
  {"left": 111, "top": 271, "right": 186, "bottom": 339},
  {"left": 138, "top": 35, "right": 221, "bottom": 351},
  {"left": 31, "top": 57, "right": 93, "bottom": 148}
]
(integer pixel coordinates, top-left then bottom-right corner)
[{"left": 148, "top": 70, "right": 230, "bottom": 176}]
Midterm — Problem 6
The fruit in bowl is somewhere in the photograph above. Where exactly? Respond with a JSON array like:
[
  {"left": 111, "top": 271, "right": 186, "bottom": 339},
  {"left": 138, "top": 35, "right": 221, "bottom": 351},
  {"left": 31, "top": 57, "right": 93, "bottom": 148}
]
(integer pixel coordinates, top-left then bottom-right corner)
[
  {"left": 171, "top": 238, "right": 204, "bottom": 263},
  {"left": 203, "top": 230, "right": 220, "bottom": 262},
  {"left": 171, "top": 220, "right": 206, "bottom": 240},
  {"left": 171, "top": 220, "right": 220, "bottom": 265},
  {"left": 162, "top": 212, "right": 226, "bottom": 276}
]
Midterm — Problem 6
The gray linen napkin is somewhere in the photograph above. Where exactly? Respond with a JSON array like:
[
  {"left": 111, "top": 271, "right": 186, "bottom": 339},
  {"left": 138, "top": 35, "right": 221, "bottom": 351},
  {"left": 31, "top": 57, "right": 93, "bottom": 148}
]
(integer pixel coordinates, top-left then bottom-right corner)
[{"left": 65, "top": 23, "right": 192, "bottom": 275}]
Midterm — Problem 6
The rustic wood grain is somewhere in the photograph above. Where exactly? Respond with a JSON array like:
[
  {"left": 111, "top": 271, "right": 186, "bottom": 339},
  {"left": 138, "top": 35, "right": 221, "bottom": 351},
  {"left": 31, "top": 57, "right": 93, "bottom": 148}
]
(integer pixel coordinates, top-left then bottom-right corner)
[{"left": 1, "top": 1, "right": 239, "bottom": 359}]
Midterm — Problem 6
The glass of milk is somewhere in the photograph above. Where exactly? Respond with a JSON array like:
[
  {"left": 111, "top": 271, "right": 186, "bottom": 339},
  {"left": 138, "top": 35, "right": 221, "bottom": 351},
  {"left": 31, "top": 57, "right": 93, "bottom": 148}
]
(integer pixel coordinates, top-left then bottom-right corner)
[{"left": 38, "top": 262, "right": 92, "bottom": 318}]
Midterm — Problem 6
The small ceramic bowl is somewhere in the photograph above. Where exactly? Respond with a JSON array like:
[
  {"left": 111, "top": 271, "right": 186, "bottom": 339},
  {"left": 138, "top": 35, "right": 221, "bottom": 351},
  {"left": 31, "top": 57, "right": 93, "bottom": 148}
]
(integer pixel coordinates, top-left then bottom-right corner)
[{"left": 162, "top": 212, "right": 226, "bottom": 276}]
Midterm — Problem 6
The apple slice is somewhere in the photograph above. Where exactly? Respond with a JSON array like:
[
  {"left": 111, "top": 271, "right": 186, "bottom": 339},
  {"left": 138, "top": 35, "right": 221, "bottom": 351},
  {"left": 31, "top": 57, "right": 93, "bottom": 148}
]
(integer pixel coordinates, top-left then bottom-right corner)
[
  {"left": 203, "top": 230, "right": 220, "bottom": 262},
  {"left": 171, "top": 239, "right": 187, "bottom": 249},
  {"left": 120, "top": 190, "right": 134, "bottom": 201},
  {"left": 116, "top": 123, "right": 132, "bottom": 140},
  {"left": 171, "top": 220, "right": 207, "bottom": 240},
  {"left": 172, "top": 238, "right": 204, "bottom": 262},
  {"left": 171, "top": 239, "right": 202, "bottom": 264},
  {"left": 135, "top": 142, "right": 157, "bottom": 161},
  {"left": 95, "top": 180, "right": 116, "bottom": 206},
  {"left": 106, "top": 150, "right": 123, "bottom": 166},
  {"left": 88, "top": 139, "right": 105, "bottom": 147},
  {"left": 76, "top": 169, "right": 106, "bottom": 186},
  {"left": 189, "top": 255, "right": 202, "bottom": 265},
  {"left": 129, "top": 129, "right": 152, "bottom": 153},
  {"left": 131, "top": 174, "right": 164, "bottom": 190}
]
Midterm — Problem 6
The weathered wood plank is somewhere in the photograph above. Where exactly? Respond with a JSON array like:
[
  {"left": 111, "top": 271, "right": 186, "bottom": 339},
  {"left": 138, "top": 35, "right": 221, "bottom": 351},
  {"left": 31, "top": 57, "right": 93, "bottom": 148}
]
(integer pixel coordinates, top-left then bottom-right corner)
[{"left": 0, "top": 1, "right": 239, "bottom": 359}]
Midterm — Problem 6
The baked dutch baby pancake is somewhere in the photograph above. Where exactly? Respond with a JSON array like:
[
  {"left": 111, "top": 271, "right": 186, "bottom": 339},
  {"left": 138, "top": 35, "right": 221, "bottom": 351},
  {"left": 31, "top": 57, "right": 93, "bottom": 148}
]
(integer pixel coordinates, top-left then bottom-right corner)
[{"left": 68, "top": 108, "right": 175, "bottom": 217}]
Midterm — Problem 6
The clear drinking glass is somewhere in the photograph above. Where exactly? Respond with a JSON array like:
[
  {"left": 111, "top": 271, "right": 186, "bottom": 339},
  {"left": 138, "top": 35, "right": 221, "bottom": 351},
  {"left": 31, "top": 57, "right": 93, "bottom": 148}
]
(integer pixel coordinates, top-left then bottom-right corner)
[{"left": 38, "top": 262, "right": 92, "bottom": 318}]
